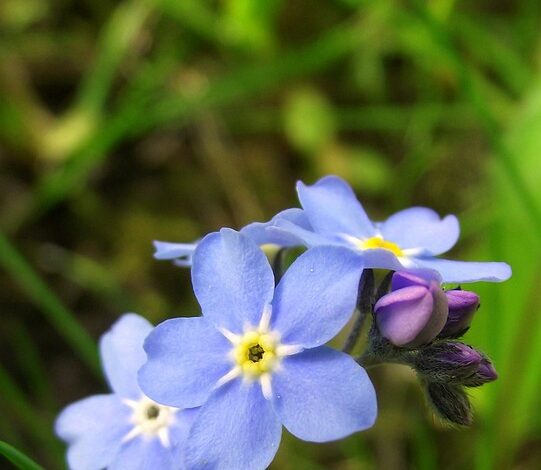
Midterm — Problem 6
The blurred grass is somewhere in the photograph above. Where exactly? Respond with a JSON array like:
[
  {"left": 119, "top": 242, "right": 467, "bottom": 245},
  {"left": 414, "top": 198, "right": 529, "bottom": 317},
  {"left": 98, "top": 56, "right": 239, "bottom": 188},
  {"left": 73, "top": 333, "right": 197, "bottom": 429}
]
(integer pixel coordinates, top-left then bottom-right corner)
[
  {"left": 1, "top": 0, "right": 541, "bottom": 468},
  {"left": 0, "top": 440, "right": 45, "bottom": 470},
  {"left": 0, "top": 233, "right": 99, "bottom": 374}
]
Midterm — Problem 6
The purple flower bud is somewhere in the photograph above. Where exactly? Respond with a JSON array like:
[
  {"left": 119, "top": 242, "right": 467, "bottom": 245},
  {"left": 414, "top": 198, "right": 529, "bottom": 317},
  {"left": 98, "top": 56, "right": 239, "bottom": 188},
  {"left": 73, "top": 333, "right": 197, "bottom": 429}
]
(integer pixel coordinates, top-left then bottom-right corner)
[
  {"left": 415, "top": 342, "right": 482, "bottom": 383},
  {"left": 440, "top": 342, "right": 482, "bottom": 366},
  {"left": 426, "top": 382, "right": 472, "bottom": 426},
  {"left": 439, "top": 289, "right": 480, "bottom": 338},
  {"left": 462, "top": 357, "right": 498, "bottom": 387},
  {"left": 416, "top": 342, "right": 498, "bottom": 387},
  {"left": 478, "top": 358, "right": 498, "bottom": 381},
  {"left": 375, "top": 271, "right": 448, "bottom": 347}
]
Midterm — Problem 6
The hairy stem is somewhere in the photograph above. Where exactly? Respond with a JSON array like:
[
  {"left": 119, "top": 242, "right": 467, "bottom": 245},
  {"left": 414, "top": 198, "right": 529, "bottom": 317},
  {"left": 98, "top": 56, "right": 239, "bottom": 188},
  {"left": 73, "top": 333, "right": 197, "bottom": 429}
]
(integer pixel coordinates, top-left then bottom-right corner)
[{"left": 342, "top": 269, "right": 374, "bottom": 353}]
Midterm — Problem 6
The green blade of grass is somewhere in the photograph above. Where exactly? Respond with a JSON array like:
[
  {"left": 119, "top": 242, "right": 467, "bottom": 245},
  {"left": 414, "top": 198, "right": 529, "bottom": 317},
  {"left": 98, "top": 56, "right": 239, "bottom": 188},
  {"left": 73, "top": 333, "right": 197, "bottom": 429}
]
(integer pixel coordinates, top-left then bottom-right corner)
[
  {"left": 74, "top": 0, "right": 153, "bottom": 115},
  {"left": 483, "top": 82, "right": 541, "bottom": 468},
  {"left": 0, "top": 440, "right": 44, "bottom": 470},
  {"left": 15, "top": 15, "right": 380, "bottom": 231},
  {"left": 40, "top": 0, "right": 154, "bottom": 162},
  {"left": 453, "top": 12, "right": 531, "bottom": 96},
  {"left": 0, "top": 365, "right": 63, "bottom": 463},
  {"left": 410, "top": 0, "right": 541, "bottom": 240},
  {"left": 409, "top": 3, "right": 541, "bottom": 469},
  {"left": 140, "top": 18, "right": 373, "bottom": 131},
  {"left": 0, "top": 232, "right": 99, "bottom": 374},
  {"left": 11, "top": 322, "right": 57, "bottom": 412}
]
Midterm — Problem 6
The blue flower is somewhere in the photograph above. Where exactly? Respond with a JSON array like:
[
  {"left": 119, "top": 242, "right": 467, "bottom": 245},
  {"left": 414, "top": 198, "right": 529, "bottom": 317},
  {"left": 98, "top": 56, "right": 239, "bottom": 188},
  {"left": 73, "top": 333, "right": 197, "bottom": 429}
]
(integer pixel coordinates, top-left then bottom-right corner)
[
  {"left": 139, "top": 229, "right": 377, "bottom": 470},
  {"left": 272, "top": 175, "right": 511, "bottom": 283},
  {"left": 153, "top": 208, "right": 311, "bottom": 267},
  {"left": 55, "top": 314, "right": 198, "bottom": 470}
]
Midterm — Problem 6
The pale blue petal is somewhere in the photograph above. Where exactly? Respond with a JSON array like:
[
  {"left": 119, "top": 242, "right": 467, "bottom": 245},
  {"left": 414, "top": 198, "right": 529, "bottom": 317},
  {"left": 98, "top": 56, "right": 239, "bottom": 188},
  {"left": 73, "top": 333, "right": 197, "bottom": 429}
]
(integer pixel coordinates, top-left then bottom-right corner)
[
  {"left": 110, "top": 408, "right": 199, "bottom": 470},
  {"left": 297, "top": 175, "right": 376, "bottom": 238},
  {"left": 240, "top": 208, "right": 311, "bottom": 247},
  {"left": 192, "top": 229, "right": 275, "bottom": 333},
  {"left": 153, "top": 241, "right": 197, "bottom": 261},
  {"left": 272, "top": 347, "right": 377, "bottom": 442},
  {"left": 268, "top": 219, "right": 340, "bottom": 248},
  {"left": 185, "top": 380, "right": 281, "bottom": 470},
  {"left": 412, "top": 257, "right": 512, "bottom": 283},
  {"left": 55, "top": 394, "right": 131, "bottom": 470},
  {"left": 359, "top": 248, "right": 404, "bottom": 270},
  {"left": 109, "top": 438, "right": 178, "bottom": 470},
  {"left": 379, "top": 207, "right": 459, "bottom": 255},
  {"left": 99, "top": 313, "right": 153, "bottom": 399},
  {"left": 139, "top": 317, "right": 232, "bottom": 408},
  {"left": 169, "top": 407, "right": 200, "bottom": 450},
  {"left": 174, "top": 258, "right": 194, "bottom": 268},
  {"left": 271, "top": 246, "right": 363, "bottom": 348}
]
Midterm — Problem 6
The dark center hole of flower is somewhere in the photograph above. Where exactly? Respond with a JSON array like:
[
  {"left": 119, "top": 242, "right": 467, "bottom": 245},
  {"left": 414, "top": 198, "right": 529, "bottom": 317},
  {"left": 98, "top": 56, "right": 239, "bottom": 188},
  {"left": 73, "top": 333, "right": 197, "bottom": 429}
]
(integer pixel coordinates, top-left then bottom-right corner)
[
  {"left": 146, "top": 405, "right": 160, "bottom": 420},
  {"left": 248, "top": 344, "right": 265, "bottom": 362}
]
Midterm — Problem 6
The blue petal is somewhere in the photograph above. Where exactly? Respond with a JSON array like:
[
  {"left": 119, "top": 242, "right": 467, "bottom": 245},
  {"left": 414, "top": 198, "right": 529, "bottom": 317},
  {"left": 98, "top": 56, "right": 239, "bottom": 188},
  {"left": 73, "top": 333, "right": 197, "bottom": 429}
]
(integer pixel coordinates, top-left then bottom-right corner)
[
  {"left": 109, "top": 438, "right": 177, "bottom": 470},
  {"left": 359, "top": 248, "right": 404, "bottom": 270},
  {"left": 169, "top": 407, "right": 200, "bottom": 449},
  {"left": 55, "top": 394, "right": 131, "bottom": 470},
  {"left": 110, "top": 408, "right": 199, "bottom": 470},
  {"left": 240, "top": 208, "right": 311, "bottom": 247},
  {"left": 153, "top": 241, "right": 197, "bottom": 261},
  {"left": 379, "top": 207, "right": 460, "bottom": 255},
  {"left": 271, "top": 246, "right": 363, "bottom": 348},
  {"left": 297, "top": 175, "right": 376, "bottom": 238},
  {"left": 268, "top": 219, "right": 340, "bottom": 248},
  {"left": 185, "top": 380, "right": 281, "bottom": 470},
  {"left": 271, "top": 347, "right": 377, "bottom": 442},
  {"left": 139, "top": 317, "right": 232, "bottom": 408},
  {"left": 99, "top": 313, "right": 153, "bottom": 399},
  {"left": 411, "top": 257, "right": 512, "bottom": 283},
  {"left": 192, "top": 229, "right": 275, "bottom": 333}
]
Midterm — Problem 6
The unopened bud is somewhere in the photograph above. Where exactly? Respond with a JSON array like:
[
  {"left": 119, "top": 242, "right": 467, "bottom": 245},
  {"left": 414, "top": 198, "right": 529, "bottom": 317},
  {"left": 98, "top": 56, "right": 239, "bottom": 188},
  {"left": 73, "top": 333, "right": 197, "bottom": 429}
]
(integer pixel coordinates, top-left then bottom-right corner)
[
  {"left": 462, "top": 356, "right": 498, "bottom": 387},
  {"left": 439, "top": 289, "right": 480, "bottom": 338},
  {"left": 374, "top": 271, "right": 448, "bottom": 348},
  {"left": 426, "top": 382, "right": 472, "bottom": 426},
  {"left": 415, "top": 342, "right": 482, "bottom": 384}
]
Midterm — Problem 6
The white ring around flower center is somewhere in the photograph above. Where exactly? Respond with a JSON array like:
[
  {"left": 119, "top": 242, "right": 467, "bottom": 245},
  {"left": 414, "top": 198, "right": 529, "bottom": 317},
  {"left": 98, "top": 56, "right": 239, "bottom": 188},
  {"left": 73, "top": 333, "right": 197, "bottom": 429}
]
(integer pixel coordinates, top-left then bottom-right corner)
[
  {"left": 122, "top": 396, "right": 178, "bottom": 447},
  {"left": 216, "top": 305, "right": 303, "bottom": 399}
]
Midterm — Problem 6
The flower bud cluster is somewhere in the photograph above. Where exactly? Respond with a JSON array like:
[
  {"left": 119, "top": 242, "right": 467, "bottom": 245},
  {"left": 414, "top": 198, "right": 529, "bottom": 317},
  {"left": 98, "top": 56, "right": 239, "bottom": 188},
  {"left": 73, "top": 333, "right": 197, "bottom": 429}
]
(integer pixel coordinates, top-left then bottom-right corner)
[
  {"left": 374, "top": 271, "right": 480, "bottom": 347},
  {"left": 368, "top": 270, "right": 496, "bottom": 425}
]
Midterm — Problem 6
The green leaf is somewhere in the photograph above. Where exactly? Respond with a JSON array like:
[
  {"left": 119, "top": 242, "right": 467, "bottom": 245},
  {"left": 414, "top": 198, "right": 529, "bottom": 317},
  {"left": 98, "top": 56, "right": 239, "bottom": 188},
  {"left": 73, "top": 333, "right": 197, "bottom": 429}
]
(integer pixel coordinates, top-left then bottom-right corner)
[{"left": 0, "top": 441, "right": 44, "bottom": 470}]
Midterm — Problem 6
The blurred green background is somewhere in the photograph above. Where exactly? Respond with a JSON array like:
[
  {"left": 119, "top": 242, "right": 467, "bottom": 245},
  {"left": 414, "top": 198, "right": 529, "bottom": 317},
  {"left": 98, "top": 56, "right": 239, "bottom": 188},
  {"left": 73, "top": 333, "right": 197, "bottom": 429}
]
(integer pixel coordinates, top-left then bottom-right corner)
[{"left": 1, "top": 0, "right": 541, "bottom": 468}]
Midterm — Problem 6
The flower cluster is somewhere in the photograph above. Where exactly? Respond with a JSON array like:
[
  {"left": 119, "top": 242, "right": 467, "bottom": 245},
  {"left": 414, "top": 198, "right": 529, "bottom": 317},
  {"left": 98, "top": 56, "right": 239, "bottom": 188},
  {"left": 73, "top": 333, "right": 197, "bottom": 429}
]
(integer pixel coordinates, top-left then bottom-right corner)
[{"left": 56, "top": 175, "right": 511, "bottom": 469}]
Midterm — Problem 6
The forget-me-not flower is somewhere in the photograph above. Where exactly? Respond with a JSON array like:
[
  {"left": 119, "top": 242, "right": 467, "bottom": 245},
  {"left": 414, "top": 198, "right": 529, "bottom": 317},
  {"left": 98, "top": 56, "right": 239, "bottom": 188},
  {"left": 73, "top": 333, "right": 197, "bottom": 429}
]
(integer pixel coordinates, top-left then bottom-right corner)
[
  {"left": 271, "top": 175, "right": 511, "bottom": 283},
  {"left": 153, "top": 208, "right": 310, "bottom": 267},
  {"left": 139, "top": 229, "right": 377, "bottom": 470},
  {"left": 55, "top": 314, "right": 197, "bottom": 470}
]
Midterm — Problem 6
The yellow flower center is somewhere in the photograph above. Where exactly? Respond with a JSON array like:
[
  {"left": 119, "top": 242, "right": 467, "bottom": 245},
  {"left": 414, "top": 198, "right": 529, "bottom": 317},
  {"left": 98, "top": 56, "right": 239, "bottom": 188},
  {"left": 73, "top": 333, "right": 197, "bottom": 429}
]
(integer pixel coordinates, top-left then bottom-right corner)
[
  {"left": 359, "top": 236, "right": 404, "bottom": 257},
  {"left": 234, "top": 331, "right": 277, "bottom": 378}
]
